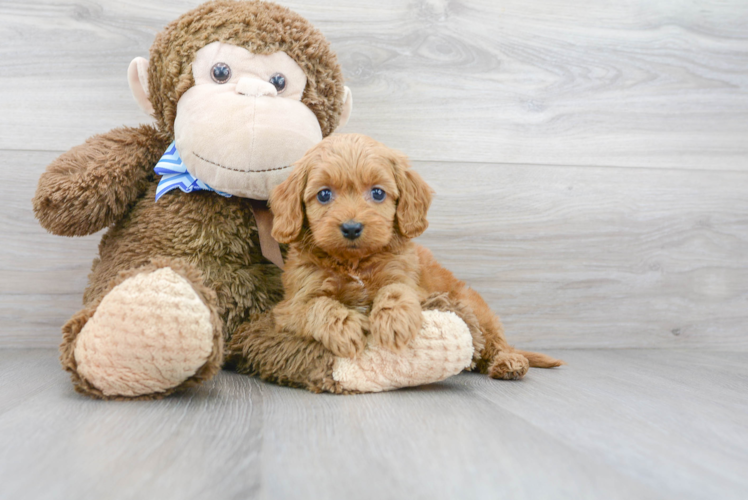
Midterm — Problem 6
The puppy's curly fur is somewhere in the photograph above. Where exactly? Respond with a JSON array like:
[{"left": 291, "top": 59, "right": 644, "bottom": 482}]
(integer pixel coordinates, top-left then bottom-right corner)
[{"left": 269, "top": 134, "right": 563, "bottom": 380}]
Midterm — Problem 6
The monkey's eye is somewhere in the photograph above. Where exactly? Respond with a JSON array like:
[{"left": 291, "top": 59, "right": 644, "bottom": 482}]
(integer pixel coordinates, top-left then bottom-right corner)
[
  {"left": 317, "top": 189, "right": 332, "bottom": 204},
  {"left": 269, "top": 73, "right": 286, "bottom": 93},
  {"left": 211, "top": 63, "right": 232, "bottom": 84},
  {"left": 371, "top": 187, "right": 386, "bottom": 202}
]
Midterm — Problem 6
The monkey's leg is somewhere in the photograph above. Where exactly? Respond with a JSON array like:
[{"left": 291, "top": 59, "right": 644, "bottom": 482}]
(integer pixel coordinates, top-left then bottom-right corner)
[
  {"left": 60, "top": 258, "right": 223, "bottom": 400},
  {"left": 224, "top": 313, "right": 341, "bottom": 393},
  {"left": 225, "top": 297, "right": 475, "bottom": 394}
]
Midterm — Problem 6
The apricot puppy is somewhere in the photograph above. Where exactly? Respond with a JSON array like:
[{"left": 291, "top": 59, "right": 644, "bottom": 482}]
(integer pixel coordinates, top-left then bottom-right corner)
[{"left": 269, "top": 134, "right": 562, "bottom": 379}]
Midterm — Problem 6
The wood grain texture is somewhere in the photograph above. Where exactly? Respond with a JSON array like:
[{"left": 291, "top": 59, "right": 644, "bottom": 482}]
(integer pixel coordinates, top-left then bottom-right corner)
[
  {"left": 0, "top": 349, "right": 746, "bottom": 500},
  {"left": 0, "top": 350, "right": 265, "bottom": 500},
  {"left": 1, "top": 0, "right": 747, "bottom": 349},
  {"left": 6, "top": 150, "right": 747, "bottom": 349},
  {"left": 418, "top": 161, "right": 748, "bottom": 350},
  {"left": 2, "top": 3, "right": 747, "bottom": 495},
  {"left": 1, "top": 150, "right": 100, "bottom": 347},
  {"left": 0, "top": 0, "right": 747, "bottom": 168},
  {"left": 455, "top": 349, "right": 748, "bottom": 499}
]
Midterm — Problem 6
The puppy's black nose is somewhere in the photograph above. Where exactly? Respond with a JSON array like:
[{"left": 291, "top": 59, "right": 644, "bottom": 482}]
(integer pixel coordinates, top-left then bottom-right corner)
[{"left": 340, "top": 221, "right": 363, "bottom": 240}]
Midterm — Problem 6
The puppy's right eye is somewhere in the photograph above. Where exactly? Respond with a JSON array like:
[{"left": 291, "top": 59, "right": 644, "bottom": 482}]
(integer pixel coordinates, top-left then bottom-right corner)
[
  {"left": 317, "top": 189, "right": 332, "bottom": 204},
  {"left": 370, "top": 187, "right": 386, "bottom": 202}
]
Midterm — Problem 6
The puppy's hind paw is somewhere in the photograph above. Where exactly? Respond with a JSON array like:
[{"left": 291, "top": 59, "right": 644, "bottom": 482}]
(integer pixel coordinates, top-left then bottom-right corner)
[{"left": 488, "top": 352, "right": 530, "bottom": 380}]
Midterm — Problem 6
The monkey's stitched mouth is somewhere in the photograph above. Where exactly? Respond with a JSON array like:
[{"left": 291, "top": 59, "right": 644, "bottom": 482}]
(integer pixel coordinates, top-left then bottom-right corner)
[{"left": 192, "top": 151, "right": 294, "bottom": 174}]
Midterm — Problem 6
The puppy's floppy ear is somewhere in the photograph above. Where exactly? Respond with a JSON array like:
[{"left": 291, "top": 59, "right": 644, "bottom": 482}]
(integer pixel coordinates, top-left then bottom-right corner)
[
  {"left": 270, "top": 159, "right": 309, "bottom": 244},
  {"left": 390, "top": 151, "right": 434, "bottom": 238}
]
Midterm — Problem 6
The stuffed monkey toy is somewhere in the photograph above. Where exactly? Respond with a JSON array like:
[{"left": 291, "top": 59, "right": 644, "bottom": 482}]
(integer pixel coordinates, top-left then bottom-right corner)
[{"left": 32, "top": 0, "right": 475, "bottom": 399}]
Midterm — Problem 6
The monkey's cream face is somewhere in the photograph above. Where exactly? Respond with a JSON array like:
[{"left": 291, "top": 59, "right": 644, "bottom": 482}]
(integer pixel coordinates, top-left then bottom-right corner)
[{"left": 173, "top": 42, "right": 323, "bottom": 199}]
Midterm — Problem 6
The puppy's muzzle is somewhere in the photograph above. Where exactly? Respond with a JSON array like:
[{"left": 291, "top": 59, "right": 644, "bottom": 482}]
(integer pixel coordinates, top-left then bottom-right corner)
[{"left": 340, "top": 221, "right": 363, "bottom": 240}]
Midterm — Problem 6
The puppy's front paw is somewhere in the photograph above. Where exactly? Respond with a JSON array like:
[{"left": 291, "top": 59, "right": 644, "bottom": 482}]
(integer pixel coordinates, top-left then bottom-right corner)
[
  {"left": 315, "top": 307, "right": 367, "bottom": 359},
  {"left": 370, "top": 293, "right": 422, "bottom": 351}
]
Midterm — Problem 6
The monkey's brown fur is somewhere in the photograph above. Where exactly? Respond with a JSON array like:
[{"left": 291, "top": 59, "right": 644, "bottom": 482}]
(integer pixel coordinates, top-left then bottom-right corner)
[
  {"left": 33, "top": 0, "right": 349, "bottom": 399},
  {"left": 266, "top": 134, "right": 563, "bottom": 380}
]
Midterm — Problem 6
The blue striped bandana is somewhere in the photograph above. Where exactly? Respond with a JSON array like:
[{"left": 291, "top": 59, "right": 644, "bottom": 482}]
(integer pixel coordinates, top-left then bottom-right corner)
[{"left": 154, "top": 142, "right": 232, "bottom": 201}]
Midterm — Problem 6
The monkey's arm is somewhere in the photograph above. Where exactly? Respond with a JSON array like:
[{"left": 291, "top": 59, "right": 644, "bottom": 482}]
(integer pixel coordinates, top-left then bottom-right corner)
[{"left": 33, "top": 124, "right": 170, "bottom": 236}]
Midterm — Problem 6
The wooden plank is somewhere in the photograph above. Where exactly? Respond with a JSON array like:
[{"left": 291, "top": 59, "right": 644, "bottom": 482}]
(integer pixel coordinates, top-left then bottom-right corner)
[
  {"left": 4, "top": 150, "right": 748, "bottom": 349},
  {"left": 0, "top": 350, "right": 62, "bottom": 416},
  {"left": 254, "top": 364, "right": 661, "bottom": 500},
  {"left": 1, "top": 150, "right": 98, "bottom": 346},
  {"left": 0, "top": 350, "right": 265, "bottom": 500},
  {"left": 0, "top": 349, "right": 659, "bottom": 500},
  {"left": 417, "top": 161, "right": 748, "bottom": 350},
  {"left": 0, "top": 0, "right": 747, "bottom": 169},
  {"left": 455, "top": 350, "right": 748, "bottom": 500},
  {"left": 1, "top": 349, "right": 747, "bottom": 499}
]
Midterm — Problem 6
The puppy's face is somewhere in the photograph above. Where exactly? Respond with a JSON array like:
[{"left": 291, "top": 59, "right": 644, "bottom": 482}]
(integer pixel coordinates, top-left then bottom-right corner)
[
  {"left": 270, "top": 134, "right": 433, "bottom": 260},
  {"left": 303, "top": 147, "right": 399, "bottom": 257}
]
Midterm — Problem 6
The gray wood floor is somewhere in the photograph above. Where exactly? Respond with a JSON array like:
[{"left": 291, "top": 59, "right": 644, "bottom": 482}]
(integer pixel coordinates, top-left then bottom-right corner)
[{"left": 0, "top": 349, "right": 746, "bottom": 500}]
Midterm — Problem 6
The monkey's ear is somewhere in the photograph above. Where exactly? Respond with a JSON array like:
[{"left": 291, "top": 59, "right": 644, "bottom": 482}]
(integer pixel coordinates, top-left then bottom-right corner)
[
  {"left": 127, "top": 57, "right": 155, "bottom": 116},
  {"left": 392, "top": 152, "right": 434, "bottom": 239},
  {"left": 336, "top": 86, "right": 353, "bottom": 130},
  {"left": 270, "top": 161, "right": 309, "bottom": 244}
]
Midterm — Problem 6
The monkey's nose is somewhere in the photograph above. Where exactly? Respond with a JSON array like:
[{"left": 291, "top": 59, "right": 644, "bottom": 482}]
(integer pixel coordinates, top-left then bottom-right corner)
[
  {"left": 236, "top": 78, "right": 278, "bottom": 98},
  {"left": 340, "top": 221, "right": 363, "bottom": 240}
]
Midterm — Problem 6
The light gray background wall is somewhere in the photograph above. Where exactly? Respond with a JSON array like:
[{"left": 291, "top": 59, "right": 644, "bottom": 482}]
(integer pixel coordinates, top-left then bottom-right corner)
[{"left": 2, "top": 0, "right": 747, "bottom": 349}]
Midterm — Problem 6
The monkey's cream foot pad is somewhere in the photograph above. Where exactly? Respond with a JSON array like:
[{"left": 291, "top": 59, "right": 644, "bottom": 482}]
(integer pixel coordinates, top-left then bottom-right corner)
[
  {"left": 74, "top": 267, "right": 215, "bottom": 397},
  {"left": 332, "top": 310, "right": 474, "bottom": 392}
]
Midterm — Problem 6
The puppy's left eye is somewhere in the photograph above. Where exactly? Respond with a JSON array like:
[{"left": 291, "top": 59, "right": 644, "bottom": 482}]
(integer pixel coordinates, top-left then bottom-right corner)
[
  {"left": 371, "top": 187, "right": 386, "bottom": 202},
  {"left": 317, "top": 189, "right": 332, "bottom": 204}
]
